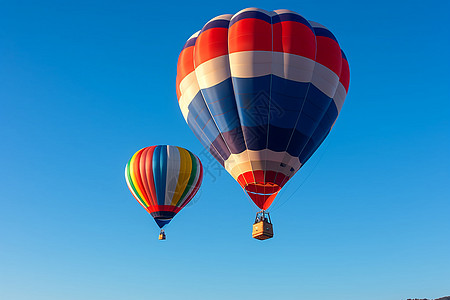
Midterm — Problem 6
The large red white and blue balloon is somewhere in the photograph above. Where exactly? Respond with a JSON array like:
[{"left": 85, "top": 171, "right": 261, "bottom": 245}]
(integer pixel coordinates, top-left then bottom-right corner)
[{"left": 176, "top": 8, "right": 350, "bottom": 210}]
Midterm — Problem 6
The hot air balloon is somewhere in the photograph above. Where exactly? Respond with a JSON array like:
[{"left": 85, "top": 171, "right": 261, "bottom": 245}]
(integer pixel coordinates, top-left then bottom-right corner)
[
  {"left": 176, "top": 8, "right": 350, "bottom": 239},
  {"left": 125, "top": 145, "right": 203, "bottom": 240}
]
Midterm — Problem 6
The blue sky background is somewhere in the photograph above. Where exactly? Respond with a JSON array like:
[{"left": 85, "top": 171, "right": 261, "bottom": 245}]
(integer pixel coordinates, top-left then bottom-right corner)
[{"left": 1, "top": 0, "right": 449, "bottom": 299}]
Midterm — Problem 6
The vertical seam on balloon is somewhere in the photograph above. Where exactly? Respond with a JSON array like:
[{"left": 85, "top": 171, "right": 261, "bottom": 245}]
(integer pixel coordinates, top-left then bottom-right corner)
[
  {"left": 182, "top": 151, "right": 199, "bottom": 207},
  {"left": 269, "top": 20, "right": 318, "bottom": 188},
  {"left": 171, "top": 147, "right": 192, "bottom": 206},
  {"left": 171, "top": 146, "right": 183, "bottom": 206},
  {"left": 185, "top": 154, "right": 201, "bottom": 207},
  {"left": 152, "top": 146, "right": 163, "bottom": 206},
  {"left": 294, "top": 27, "right": 343, "bottom": 171},
  {"left": 146, "top": 146, "right": 158, "bottom": 209},
  {"left": 230, "top": 12, "right": 274, "bottom": 212},
  {"left": 151, "top": 146, "right": 158, "bottom": 207},
  {"left": 139, "top": 147, "right": 153, "bottom": 207},
  {"left": 263, "top": 12, "right": 274, "bottom": 204},
  {"left": 179, "top": 30, "right": 237, "bottom": 173},
  {"left": 178, "top": 147, "right": 191, "bottom": 204},
  {"left": 174, "top": 151, "right": 193, "bottom": 208},
  {"left": 130, "top": 149, "right": 150, "bottom": 207},
  {"left": 166, "top": 145, "right": 180, "bottom": 206},
  {"left": 125, "top": 158, "right": 148, "bottom": 208},
  {"left": 129, "top": 152, "right": 150, "bottom": 208},
  {"left": 180, "top": 155, "right": 203, "bottom": 209},
  {"left": 178, "top": 28, "right": 249, "bottom": 192},
  {"left": 194, "top": 16, "right": 252, "bottom": 191},
  {"left": 175, "top": 156, "right": 192, "bottom": 210},
  {"left": 180, "top": 155, "right": 203, "bottom": 210},
  {"left": 160, "top": 146, "right": 168, "bottom": 206},
  {"left": 186, "top": 111, "right": 229, "bottom": 166},
  {"left": 129, "top": 150, "right": 143, "bottom": 202},
  {"left": 180, "top": 91, "right": 228, "bottom": 166},
  {"left": 330, "top": 51, "right": 349, "bottom": 129},
  {"left": 226, "top": 12, "right": 261, "bottom": 200},
  {"left": 163, "top": 145, "right": 173, "bottom": 206},
  {"left": 175, "top": 151, "right": 198, "bottom": 207}
]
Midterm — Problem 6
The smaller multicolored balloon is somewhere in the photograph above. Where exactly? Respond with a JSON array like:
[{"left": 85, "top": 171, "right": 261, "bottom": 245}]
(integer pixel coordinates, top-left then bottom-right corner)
[{"left": 125, "top": 145, "right": 203, "bottom": 239}]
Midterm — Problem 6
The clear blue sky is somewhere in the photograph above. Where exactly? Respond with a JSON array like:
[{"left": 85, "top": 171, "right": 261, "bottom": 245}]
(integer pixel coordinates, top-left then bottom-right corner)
[{"left": 1, "top": 0, "right": 449, "bottom": 299}]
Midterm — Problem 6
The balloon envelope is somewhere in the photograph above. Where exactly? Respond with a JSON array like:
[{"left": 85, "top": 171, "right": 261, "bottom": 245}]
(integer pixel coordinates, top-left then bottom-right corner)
[
  {"left": 125, "top": 145, "right": 203, "bottom": 228},
  {"left": 176, "top": 8, "right": 350, "bottom": 210}
]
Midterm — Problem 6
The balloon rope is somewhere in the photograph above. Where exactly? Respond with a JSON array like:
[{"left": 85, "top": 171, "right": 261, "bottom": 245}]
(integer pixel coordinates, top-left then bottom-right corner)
[{"left": 271, "top": 139, "right": 330, "bottom": 213}]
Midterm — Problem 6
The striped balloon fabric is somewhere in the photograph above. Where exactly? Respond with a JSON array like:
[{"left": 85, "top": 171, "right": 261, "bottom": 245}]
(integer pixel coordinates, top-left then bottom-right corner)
[
  {"left": 176, "top": 8, "right": 350, "bottom": 210},
  {"left": 125, "top": 145, "right": 203, "bottom": 228}
]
